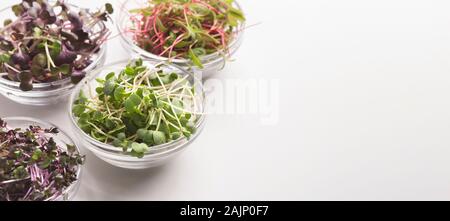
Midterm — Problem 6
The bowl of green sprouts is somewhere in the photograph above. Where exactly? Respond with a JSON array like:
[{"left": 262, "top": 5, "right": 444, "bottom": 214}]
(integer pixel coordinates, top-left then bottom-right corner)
[
  {"left": 69, "top": 59, "right": 205, "bottom": 169},
  {"left": 0, "top": 0, "right": 113, "bottom": 106},
  {"left": 117, "top": 0, "right": 246, "bottom": 77}
]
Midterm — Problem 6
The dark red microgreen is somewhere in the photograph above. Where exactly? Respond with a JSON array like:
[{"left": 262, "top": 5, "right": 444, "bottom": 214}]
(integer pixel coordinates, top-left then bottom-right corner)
[
  {"left": 0, "top": 118, "right": 84, "bottom": 201},
  {"left": 0, "top": 0, "right": 114, "bottom": 91}
]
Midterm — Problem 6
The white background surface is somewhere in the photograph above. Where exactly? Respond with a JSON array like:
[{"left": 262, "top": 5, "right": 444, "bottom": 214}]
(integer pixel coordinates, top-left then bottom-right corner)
[{"left": 1, "top": 0, "right": 450, "bottom": 200}]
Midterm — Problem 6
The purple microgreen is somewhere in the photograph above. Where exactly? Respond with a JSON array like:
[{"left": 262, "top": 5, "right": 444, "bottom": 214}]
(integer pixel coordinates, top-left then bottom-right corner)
[
  {"left": 0, "top": 118, "right": 84, "bottom": 201},
  {"left": 70, "top": 70, "right": 85, "bottom": 84},
  {"left": 0, "top": 0, "right": 114, "bottom": 91},
  {"left": 54, "top": 44, "right": 77, "bottom": 66}
]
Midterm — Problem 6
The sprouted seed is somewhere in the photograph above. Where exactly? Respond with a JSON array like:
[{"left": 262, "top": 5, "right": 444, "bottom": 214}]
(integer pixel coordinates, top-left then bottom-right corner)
[
  {"left": 0, "top": 0, "right": 113, "bottom": 91},
  {"left": 73, "top": 59, "right": 201, "bottom": 158},
  {"left": 0, "top": 118, "right": 84, "bottom": 201},
  {"left": 126, "top": 0, "right": 245, "bottom": 68}
]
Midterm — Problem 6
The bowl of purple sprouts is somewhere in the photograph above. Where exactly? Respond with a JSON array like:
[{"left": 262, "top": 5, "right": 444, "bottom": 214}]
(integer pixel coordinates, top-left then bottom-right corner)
[
  {"left": 0, "top": 117, "right": 84, "bottom": 201},
  {"left": 0, "top": 0, "right": 113, "bottom": 106}
]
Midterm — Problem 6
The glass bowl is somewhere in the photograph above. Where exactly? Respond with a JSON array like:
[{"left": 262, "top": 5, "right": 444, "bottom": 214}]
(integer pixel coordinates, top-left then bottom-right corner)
[
  {"left": 68, "top": 59, "right": 206, "bottom": 169},
  {"left": 1, "top": 117, "right": 83, "bottom": 201},
  {"left": 0, "top": 2, "right": 107, "bottom": 106},
  {"left": 116, "top": 0, "right": 245, "bottom": 78}
]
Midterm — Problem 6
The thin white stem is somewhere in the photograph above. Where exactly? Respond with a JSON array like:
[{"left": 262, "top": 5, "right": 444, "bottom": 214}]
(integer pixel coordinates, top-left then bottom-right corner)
[
  {"left": 155, "top": 71, "right": 184, "bottom": 131},
  {"left": 160, "top": 100, "right": 204, "bottom": 115},
  {"left": 87, "top": 121, "right": 116, "bottom": 140},
  {"left": 104, "top": 96, "right": 111, "bottom": 115},
  {"left": 4, "top": 63, "right": 20, "bottom": 73},
  {"left": 22, "top": 36, "right": 60, "bottom": 43},
  {"left": 155, "top": 110, "right": 162, "bottom": 131},
  {"left": 160, "top": 111, "right": 181, "bottom": 131},
  {"left": 147, "top": 110, "right": 156, "bottom": 129},
  {"left": 0, "top": 140, "right": 9, "bottom": 148},
  {"left": 44, "top": 41, "right": 56, "bottom": 68}
]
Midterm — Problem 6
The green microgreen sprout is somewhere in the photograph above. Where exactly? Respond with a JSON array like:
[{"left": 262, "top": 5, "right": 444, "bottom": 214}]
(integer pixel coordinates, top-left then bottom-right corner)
[
  {"left": 126, "top": 0, "right": 245, "bottom": 68},
  {"left": 73, "top": 59, "right": 202, "bottom": 158}
]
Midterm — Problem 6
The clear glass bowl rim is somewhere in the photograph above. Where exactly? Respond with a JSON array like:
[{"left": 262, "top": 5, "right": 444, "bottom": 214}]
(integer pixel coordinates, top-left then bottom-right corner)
[
  {"left": 116, "top": 0, "right": 245, "bottom": 65},
  {"left": 0, "top": 1, "right": 107, "bottom": 92},
  {"left": 68, "top": 59, "right": 206, "bottom": 158},
  {"left": 1, "top": 116, "right": 83, "bottom": 201}
]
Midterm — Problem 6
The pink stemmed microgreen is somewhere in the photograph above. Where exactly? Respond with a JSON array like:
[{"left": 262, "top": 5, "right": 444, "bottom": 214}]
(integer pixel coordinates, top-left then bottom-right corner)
[{"left": 127, "top": 0, "right": 245, "bottom": 68}]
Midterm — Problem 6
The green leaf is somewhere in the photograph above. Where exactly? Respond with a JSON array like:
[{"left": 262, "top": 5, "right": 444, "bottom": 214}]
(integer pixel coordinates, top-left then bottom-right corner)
[
  {"left": 134, "top": 58, "right": 143, "bottom": 67},
  {"left": 77, "top": 91, "right": 88, "bottom": 104},
  {"left": 95, "top": 87, "right": 104, "bottom": 94},
  {"left": 105, "top": 119, "right": 116, "bottom": 129},
  {"left": 124, "top": 66, "right": 136, "bottom": 76},
  {"left": 155, "top": 18, "right": 167, "bottom": 33},
  {"left": 191, "top": 48, "right": 206, "bottom": 57},
  {"left": 3, "top": 19, "right": 12, "bottom": 27},
  {"left": 124, "top": 94, "right": 142, "bottom": 113},
  {"left": 179, "top": 114, "right": 190, "bottom": 125},
  {"left": 104, "top": 77, "right": 116, "bottom": 95},
  {"left": 33, "top": 27, "right": 42, "bottom": 37},
  {"left": 32, "top": 53, "right": 47, "bottom": 67},
  {"left": 113, "top": 86, "right": 125, "bottom": 101},
  {"left": 72, "top": 104, "right": 85, "bottom": 116},
  {"left": 112, "top": 139, "right": 124, "bottom": 149},
  {"left": 183, "top": 130, "right": 192, "bottom": 138},
  {"left": 12, "top": 166, "right": 28, "bottom": 179},
  {"left": 171, "top": 132, "right": 182, "bottom": 140},
  {"left": 136, "top": 88, "right": 144, "bottom": 98},
  {"left": 38, "top": 158, "right": 52, "bottom": 169},
  {"left": 174, "top": 40, "right": 190, "bottom": 49},
  {"left": 229, "top": 7, "right": 246, "bottom": 22},
  {"left": 152, "top": 131, "right": 166, "bottom": 145},
  {"left": 105, "top": 72, "right": 115, "bottom": 80},
  {"left": 66, "top": 144, "right": 76, "bottom": 153},
  {"left": 131, "top": 142, "right": 149, "bottom": 153},
  {"left": 123, "top": 118, "right": 138, "bottom": 135},
  {"left": 188, "top": 48, "right": 204, "bottom": 68},
  {"left": 92, "top": 111, "right": 104, "bottom": 121},
  {"left": 131, "top": 113, "right": 146, "bottom": 128},
  {"left": 169, "top": 73, "right": 178, "bottom": 82},
  {"left": 58, "top": 64, "right": 71, "bottom": 75},
  {"left": 228, "top": 7, "right": 245, "bottom": 27},
  {"left": 49, "top": 41, "right": 61, "bottom": 58},
  {"left": 96, "top": 78, "right": 105, "bottom": 84},
  {"left": 117, "top": 132, "right": 126, "bottom": 140},
  {"left": 131, "top": 151, "right": 144, "bottom": 158},
  {"left": 31, "top": 149, "right": 42, "bottom": 161},
  {"left": 137, "top": 129, "right": 148, "bottom": 139},
  {"left": 0, "top": 54, "right": 10, "bottom": 63},
  {"left": 143, "top": 130, "right": 154, "bottom": 145},
  {"left": 105, "top": 3, "right": 114, "bottom": 14},
  {"left": 228, "top": 16, "right": 238, "bottom": 27},
  {"left": 12, "top": 4, "right": 24, "bottom": 16}
]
